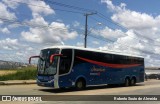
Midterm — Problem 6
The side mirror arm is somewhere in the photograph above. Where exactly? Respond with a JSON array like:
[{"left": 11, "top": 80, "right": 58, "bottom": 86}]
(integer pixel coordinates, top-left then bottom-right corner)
[{"left": 29, "top": 56, "right": 40, "bottom": 64}]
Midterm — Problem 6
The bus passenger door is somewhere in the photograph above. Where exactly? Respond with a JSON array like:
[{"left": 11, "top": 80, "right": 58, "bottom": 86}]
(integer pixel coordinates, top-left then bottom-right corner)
[{"left": 58, "top": 49, "right": 73, "bottom": 88}]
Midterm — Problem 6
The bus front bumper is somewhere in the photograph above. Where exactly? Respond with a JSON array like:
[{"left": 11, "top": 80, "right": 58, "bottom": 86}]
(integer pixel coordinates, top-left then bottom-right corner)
[{"left": 37, "top": 79, "right": 54, "bottom": 87}]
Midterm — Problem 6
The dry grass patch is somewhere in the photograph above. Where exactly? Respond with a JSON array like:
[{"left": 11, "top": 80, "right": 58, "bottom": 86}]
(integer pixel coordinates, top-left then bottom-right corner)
[
  {"left": 0, "top": 67, "right": 37, "bottom": 81},
  {"left": 0, "top": 70, "right": 17, "bottom": 76}
]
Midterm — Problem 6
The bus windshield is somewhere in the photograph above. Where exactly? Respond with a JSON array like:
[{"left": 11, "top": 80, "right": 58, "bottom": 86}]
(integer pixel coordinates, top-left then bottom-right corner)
[{"left": 37, "top": 48, "right": 59, "bottom": 76}]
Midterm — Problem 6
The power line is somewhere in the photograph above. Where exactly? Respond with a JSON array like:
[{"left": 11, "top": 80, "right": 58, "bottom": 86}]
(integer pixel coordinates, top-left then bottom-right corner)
[
  {"left": 9, "top": 0, "right": 160, "bottom": 45},
  {"left": 3, "top": 0, "right": 160, "bottom": 57},
  {"left": 97, "top": 13, "right": 158, "bottom": 43},
  {"left": 7, "top": 0, "right": 84, "bottom": 14},
  {"left": 85, "top": 25, "right": 160, "bottom": 57},
  {"left": 9, "top": 0, "right": 156, "bottom": 45},
  {"left": 43, "top": 0, "right": 160, "bottom": 46},
  {"left": 42, "top": 0, "right": 160, "bottom": 44},
  {"left": 88, "top": 34, "right": 160, "bottom": 57},
  {"left": 1, "top": 21, "right": 159, "bottom": 61},
  {"left": 43, "top": 0, "right": 96, "bottom": 12},
  {"left": 90, "top": 16, "right": 160, "bottom": 47},
  {"left": 1, "top": 17, "right": 159, "bottom": 58},
  {"left": 53, "top": 8, "right": 84, "bottom": 14},
  {"left": 0, "top": 17, "right": 83, "bottom": 33}
]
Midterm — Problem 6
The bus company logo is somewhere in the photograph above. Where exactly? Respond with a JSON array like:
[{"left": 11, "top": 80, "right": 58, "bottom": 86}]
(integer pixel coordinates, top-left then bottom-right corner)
[
  {"left": 2, "top": 96, "right": 11, "bottom": 101},
  {"left": 91, "top": 66, "right": 105, "bottom": 72}
]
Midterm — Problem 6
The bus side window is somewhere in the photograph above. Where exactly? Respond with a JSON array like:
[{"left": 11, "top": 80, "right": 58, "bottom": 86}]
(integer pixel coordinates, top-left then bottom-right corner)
[
  {"left": 59, "top": 49, "right": 72, "bottom": 75},
  {"left": 59, "top": 59, "right": 70, "bottom": 74}
]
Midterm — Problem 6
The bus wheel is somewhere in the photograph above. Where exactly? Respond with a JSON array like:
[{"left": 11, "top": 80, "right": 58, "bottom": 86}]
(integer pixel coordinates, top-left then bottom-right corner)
[
  {"left": 75, "top": 79, "right": 86, "bottom": 90},
  {"left": 124, "top": 78, "right": 130, "bottom": 87},
  {"left": 130, "top": 78, "right": 136, "bottom": 86}
]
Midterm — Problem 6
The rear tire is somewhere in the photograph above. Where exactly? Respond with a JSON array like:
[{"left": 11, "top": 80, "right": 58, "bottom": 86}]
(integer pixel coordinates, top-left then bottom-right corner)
[
  {"left": 75, "top": 79, "right": 86, "bottom": 90},
  {"left": 130, "top": 78, "right": 136, "bottom": 86},
  {"left": 124, "top": 78, "right": 130, "bottom": 87}
]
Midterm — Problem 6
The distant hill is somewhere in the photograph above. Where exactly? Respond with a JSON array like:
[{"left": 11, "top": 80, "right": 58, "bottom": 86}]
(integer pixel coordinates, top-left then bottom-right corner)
[
  {"left": 0, "top": 60, "right": 29, "bottom": 69},
  {"left": 145, "top": 67, "right": 160, "bottom": 70}
]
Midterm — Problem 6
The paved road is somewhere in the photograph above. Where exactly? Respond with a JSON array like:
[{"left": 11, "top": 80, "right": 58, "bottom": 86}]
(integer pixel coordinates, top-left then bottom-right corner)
[{"left": 0, "top": 80, "right": 160, "bottom": 104}]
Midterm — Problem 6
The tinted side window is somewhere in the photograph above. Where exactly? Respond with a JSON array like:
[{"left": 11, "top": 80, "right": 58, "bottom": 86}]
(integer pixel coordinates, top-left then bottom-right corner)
[
  {"left": 59, "top": 49, "right": 72, "bottom": 75},
  {"left": 73, "top": 49, "right": 144, "bottom": 65}
]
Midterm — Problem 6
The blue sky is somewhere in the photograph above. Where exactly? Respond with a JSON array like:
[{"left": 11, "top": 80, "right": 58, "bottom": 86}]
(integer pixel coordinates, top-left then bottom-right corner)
[{"left": 0, "top": 0, "right": 160, "bottom": 67}]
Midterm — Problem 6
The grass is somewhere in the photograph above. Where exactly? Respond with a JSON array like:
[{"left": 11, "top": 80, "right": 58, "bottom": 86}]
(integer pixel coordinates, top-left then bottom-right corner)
[{"left": 0, "top": 66, "right": 37, "bottom": 81}]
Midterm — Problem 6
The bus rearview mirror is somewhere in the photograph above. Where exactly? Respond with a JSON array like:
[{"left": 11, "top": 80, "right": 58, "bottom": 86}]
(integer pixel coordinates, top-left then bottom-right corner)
[{"left": 50, "top": 54, "right": 63, "bottom": 64}]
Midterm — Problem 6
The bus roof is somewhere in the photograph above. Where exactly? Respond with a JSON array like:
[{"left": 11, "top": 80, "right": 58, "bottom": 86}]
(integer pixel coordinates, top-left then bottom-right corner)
[{"left": 43, "top": 46, "right": 143, "bottom": 58}]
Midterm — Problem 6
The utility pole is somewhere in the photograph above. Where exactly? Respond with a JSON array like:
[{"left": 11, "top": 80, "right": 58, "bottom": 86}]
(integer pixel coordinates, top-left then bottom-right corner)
[{"left": 84, "top": 12, "right": 97, "bottom": 48}]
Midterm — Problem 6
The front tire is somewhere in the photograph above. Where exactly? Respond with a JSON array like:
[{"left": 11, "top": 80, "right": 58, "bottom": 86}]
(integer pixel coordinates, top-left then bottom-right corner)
[{"left": 75, "top": 79, "right": 86, "bottom": 90}]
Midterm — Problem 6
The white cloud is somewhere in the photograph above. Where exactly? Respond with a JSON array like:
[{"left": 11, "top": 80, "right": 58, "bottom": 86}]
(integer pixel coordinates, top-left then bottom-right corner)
[
  {"left": 28, "top": 0, "right": 55, "bottom": 16},
  {"left": 97, "top": 28, "right": 158, "bottom": 66},
  {"left": 0, "top": 1, "right": 17, "bottom": 34},
  {"left": 92, "top": 41, "right": 100, "bottom": 45},
  {"left": 10, "top": 14, "right": 48, "bottom": 29},
  {"left": 111, "top": 11, "right": 156, "bottom": 30},
  {"left": 25, "top": 14, "right": 48, "bottom": 27},
  {"left": 0, "top": 20, "right": 3, "bottom": 24},
  {"left": 0, "top": 38, "right": 42, "bottom": 63},
  {"left": 0, "top": 0, "right": 76, "bottom": 63},
  {"left": 0, "top": 27, "right": 10, "bottom": 34},
  {"left": 0, "top": 38, "right": 20, "bottom": 50},
  {"left": 0, "top": 2, "right": 16, "bottom": 19},
  {"left": 26, "top": 47, "right": 34, "bottom": 51},
  {"left": 92, "top": 27, "right": 154, "bottom": 58},
  {"left": 21, "top": 16, "right": 78, "bottom": 44},
  {"left": 101, "top": 0, "right": 160, "bottom": 44},
  {"left": 92, "top": 27, "right": 125, "bottom": 41},
  {"left": 2, "top": 0, "right": 19, "bottom": 9},
  {"left": 21, "top": 28, "right": 43, "bottom": 43},
  {"left": 101, "top": 0, "right": 160, "bottom": 66},
  {"left": 73, "top": 21, "right": 80, "bottom": 27},
  {"left": 8, "top": 23, "right": 22, "bottom": 29},
  {"left": 101, "top": 0, "right": 160, "bottom": 32},
  {"left": 76, "top": 42, "right": 84, "bottom": 47},
  {"left": 19, "top": 0, "right": 62, "bottom": 45},
  {"left": 16, "top": 52, "right": 23, "bottom": 56}
]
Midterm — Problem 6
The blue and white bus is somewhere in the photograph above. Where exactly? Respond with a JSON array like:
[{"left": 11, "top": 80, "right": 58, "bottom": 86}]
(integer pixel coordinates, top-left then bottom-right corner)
[{"left": 29, "top": 46, "right": 144, "bottom": 90}]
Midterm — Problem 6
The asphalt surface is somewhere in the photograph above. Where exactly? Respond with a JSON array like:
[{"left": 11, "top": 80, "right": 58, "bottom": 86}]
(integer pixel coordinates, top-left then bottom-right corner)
[
  {"left": 0, "top": 80, "right": 36, "bottom": 85},
  {"left": 0, "top": 80, "right": 160, "bottom": 104}
]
